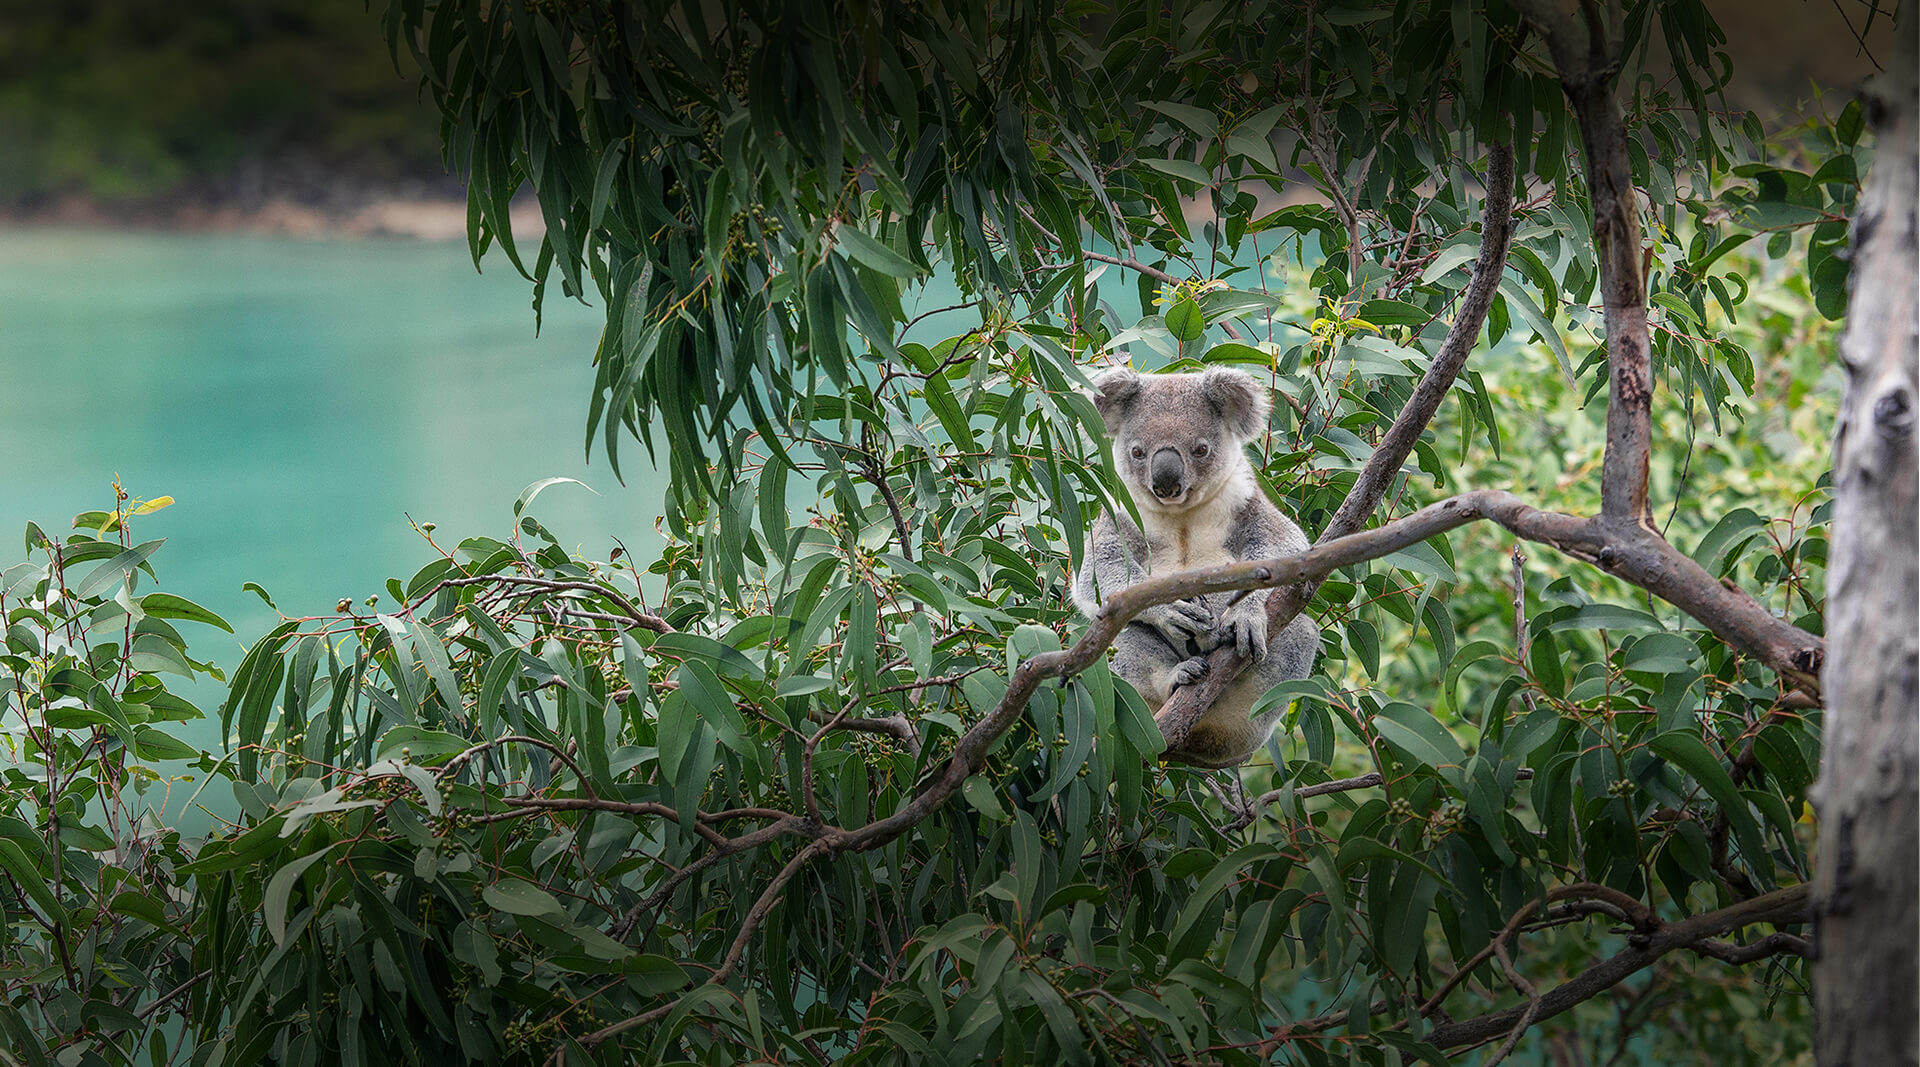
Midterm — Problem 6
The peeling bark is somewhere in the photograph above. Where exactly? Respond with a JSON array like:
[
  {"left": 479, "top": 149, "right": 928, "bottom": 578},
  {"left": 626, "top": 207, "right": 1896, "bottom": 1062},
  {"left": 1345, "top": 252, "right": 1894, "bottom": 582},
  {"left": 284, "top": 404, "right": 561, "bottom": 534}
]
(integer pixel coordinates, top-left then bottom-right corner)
[{"left": 1812, "top": 31, "right": 1919, "bottom": 1067}]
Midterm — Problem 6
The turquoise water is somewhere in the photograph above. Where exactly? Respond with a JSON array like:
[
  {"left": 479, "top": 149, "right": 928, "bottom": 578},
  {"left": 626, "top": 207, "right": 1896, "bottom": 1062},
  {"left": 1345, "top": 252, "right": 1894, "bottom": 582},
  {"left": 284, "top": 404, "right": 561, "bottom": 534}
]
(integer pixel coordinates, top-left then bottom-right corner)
[{"left": 0, "top": 229, "right": 670, "bottom": 700}]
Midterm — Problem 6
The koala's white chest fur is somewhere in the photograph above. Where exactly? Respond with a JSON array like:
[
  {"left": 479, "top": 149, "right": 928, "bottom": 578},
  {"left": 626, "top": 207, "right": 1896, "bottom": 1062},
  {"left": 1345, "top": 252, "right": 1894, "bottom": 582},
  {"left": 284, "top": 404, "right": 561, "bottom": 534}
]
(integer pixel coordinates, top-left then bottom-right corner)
[{"left": 1138, "top": 465, "right": 1253, "bottom": 572}]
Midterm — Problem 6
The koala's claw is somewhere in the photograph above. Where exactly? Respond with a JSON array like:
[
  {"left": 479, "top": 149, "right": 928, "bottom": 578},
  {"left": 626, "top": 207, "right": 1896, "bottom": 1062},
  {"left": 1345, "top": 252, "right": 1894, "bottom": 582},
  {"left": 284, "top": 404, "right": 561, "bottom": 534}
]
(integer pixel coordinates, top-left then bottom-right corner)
[
  {"left": 1170, "top": 656, "right": 1210, "bottom": 689},
  {"left": 1142, "top": 601, "right": 1215, "bottom": 648},
  {"left": 1222, "top": 607, "right": 1269, "bottom": 662}
]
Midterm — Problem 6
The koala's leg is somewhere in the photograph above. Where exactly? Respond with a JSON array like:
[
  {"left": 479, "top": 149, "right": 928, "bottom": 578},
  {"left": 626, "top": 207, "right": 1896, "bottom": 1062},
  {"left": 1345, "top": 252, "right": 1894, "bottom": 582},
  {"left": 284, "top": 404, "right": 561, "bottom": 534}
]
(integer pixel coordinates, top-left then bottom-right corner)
[
  {"left": 1174, "top": 613, "right": 1322, "bottom": 768},
  {"left": 1109, "top": 623, "right": 1198, "bottom": 711}
]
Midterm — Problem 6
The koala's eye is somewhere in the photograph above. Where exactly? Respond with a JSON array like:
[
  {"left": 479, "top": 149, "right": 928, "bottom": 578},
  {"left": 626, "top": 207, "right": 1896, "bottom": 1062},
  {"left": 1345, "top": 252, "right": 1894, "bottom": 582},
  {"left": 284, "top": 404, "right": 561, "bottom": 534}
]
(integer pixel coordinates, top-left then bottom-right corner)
[
  {"left": 1129, "top": 444, "right": 1146, "bottom": 459},
  {"left": 1193, "top": 441, "right": 1211, "bottom": 458}
]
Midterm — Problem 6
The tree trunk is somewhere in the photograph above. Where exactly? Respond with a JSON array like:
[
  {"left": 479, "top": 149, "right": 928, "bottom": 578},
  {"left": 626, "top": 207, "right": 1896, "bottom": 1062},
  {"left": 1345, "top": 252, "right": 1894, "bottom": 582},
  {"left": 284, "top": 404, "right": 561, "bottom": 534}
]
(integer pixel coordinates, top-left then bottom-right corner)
[{"left": 1812, "top": 26, "right": 1919, "bottom": 1067}]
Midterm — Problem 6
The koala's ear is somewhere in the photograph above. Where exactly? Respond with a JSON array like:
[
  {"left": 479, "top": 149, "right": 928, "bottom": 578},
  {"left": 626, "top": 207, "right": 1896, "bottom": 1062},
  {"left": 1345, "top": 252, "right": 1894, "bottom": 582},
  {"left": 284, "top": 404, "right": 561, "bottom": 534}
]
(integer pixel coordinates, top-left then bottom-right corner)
[
  {"left": 1091, "top": 368, "right": 1143, "bottom": 431},
  {"left": 1201, "top": 367, "right": 1272, "bottom": 440}
]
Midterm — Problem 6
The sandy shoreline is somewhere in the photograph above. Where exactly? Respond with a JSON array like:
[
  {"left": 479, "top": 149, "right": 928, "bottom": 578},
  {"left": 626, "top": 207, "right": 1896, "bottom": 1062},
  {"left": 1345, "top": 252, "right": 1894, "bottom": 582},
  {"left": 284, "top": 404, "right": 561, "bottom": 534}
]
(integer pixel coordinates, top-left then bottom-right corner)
[{"left": 0, "top": 194, "right": 546, "bottom": 242}]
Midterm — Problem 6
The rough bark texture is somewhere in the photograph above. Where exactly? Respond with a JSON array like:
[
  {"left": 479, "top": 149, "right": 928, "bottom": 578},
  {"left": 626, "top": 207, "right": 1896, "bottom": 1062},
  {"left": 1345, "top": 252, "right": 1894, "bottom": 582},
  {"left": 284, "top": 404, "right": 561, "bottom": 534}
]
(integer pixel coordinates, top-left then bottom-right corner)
[
  {"left": 1567, "top": 78, "right": 1653, "bottom": 526},
  {"left": 1812, "top": 29, "right": 1919, "bottom": 1067}
]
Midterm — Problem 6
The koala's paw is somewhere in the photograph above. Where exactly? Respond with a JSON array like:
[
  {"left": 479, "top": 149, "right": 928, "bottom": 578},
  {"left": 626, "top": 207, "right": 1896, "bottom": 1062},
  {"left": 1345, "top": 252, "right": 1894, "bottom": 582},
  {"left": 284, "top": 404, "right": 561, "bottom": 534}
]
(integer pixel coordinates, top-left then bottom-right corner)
[
  {"left": 1220, "top": 602, "right": 1269, "bottom": 662},
  {"left": 1141, "top": 601, "right": 1214, "bottom": 649},
  {"left": 1170, "top": 656, "right": 1210, "bottom": 690}
]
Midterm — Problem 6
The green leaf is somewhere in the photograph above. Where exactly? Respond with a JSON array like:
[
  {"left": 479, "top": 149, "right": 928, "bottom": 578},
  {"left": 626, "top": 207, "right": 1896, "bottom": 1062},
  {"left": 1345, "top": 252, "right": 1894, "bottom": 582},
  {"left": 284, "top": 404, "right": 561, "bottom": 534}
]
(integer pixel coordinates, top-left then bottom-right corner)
[
  {"left": 513, "top": 477, "right": 596, "bottom": 518},
  {"left": 650, "top": 632, "right": 761, "bottom": 678},
  {"left": 483, "top": 878, "right": 569, "bottom": 918},
  {"left": 1348, "top": 617, "right": 1380, "bottom": 678},
  {"left": 1648, "top": 730, "right": 1767, "bottom": 872},
  {"left": 963, "top": 775, "right": 1009, "bottom": 821},
  {"left": 1691, "top": 508, "right": 1767, "bottom": 574},
  {"left": 1528, "top": 627, "right": 1566, "bottom": 697},
  {"left": 73, "top": 539, "right": 165, "bottom": 599},
  {"left": 137, "top": 593, "right": 233, "bottom": 633},
  {"left": 1371, "top": 702, "right": 1464, "bottom": 776},
  {"left": 1142, "top": 157, "right": 1215, "bottom": 186},
  {"left": 1811, "top": 253, "right": 1850, "bottom": 320},
  {"left": 1225, "top": 131, "right": 1279, "bottom": 171},
  {"left": 1623, "top": 633, "right": 1699, "bottom": 674},
  {"left": 1353, "top": 299, "right": 1431, "bottom": 327},
  {"left": 1113, "top": 682, "right": 1164, "bottom": 757},
  {"left": 1498, "top": 277, "right": 1572, "bottom": 381},
  {"left": 775, "top": 675, "right": 832, "bottom": 698},
  {"left": 1837, "top": 98, "right": 1864, "bottom": 145},
  {"left": 1201, "top": 341, "right": 1278, "bottom": 367},
  {"left": 376, "top": 726, "right": 472, "bottom": 761},
  {"left": 834, "top": 223, "right": 923, "bottom": 278},
  {"left": 0, "top": 839, "right": 64, "bottom": 922},
  {"left": 1141, "top": 100, "right": 1218, "bottom": 135},
  {"left": 1165, "top": 298, "right": 1206, "bottom": 342},
  {"left": 656, "top": 691, "right": 697, "bottom": 784},
  {"left": 1548, "top": 604, "right": 1664, "bottom": 633},
  {"left": 924, "top": 372, "right": 976, "bottom": 451},
  {"left": 264, "top": 849, "right": 334, "bottom": 945},
  {"left": 1420, "top": 242, "right": 1480, "bottom": 284},
  {"left": 129, "top": 632, "right": 194, "bottom": 678},
  {"left": 132, "top": 726, "right": 201, "bottom": 761}
]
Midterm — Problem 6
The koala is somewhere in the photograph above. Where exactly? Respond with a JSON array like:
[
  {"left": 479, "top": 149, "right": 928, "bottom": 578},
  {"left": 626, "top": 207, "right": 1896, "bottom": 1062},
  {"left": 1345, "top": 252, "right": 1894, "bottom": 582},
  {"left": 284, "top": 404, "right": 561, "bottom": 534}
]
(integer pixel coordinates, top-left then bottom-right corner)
[{"left": 1071, "top": 366, "right": 1320, "bottom": 768}]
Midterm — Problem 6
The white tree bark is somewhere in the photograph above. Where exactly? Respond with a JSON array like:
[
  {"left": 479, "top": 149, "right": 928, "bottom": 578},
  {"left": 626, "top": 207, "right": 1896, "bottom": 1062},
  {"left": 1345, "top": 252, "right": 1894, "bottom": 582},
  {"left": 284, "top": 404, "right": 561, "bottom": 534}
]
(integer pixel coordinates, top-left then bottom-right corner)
[{"left": 1812, "top": 20, "right": 1919, "bottom": 1067}]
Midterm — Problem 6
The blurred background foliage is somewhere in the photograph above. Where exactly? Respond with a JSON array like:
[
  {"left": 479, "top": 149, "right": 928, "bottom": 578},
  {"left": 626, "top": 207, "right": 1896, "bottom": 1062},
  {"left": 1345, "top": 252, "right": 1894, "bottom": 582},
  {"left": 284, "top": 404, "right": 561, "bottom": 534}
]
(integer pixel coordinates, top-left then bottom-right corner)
[{"left": 0, "top": 0, "right": 444, "bottom": 207}]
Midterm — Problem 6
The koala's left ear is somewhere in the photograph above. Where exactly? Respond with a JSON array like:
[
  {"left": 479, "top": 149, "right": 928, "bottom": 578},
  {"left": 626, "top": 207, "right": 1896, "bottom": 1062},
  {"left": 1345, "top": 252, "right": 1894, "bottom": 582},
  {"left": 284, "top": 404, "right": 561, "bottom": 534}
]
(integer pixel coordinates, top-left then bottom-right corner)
[
  {"left": 1091, "top": 367, "right": 1143, "bottom": 431},
  {"left": 1201, "top": 367, "right": 1272, "bottom": 440}
]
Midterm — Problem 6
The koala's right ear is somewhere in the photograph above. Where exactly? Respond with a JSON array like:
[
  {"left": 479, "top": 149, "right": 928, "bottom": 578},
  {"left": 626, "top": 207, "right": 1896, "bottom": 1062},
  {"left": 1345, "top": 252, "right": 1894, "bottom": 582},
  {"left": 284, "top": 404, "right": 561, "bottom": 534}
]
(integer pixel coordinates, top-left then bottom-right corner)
[
  {"left": 1200, "top": 367, "right": 1271, "bottom": 441},
  {"left": 1091, "top": 368, "right": 1142, "bottom": 432}
]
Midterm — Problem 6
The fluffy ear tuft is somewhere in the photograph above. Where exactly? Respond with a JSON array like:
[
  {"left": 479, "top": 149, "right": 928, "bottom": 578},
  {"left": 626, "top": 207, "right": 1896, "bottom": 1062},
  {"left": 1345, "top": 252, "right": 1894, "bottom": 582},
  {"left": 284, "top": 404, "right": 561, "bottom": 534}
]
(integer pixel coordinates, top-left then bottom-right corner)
[
  {"left": 1201, "top": 367, "right": 1272, "bottom": 440},
  {"left": 1091, "top": 368, "right": 1143, "bottom": 431}
]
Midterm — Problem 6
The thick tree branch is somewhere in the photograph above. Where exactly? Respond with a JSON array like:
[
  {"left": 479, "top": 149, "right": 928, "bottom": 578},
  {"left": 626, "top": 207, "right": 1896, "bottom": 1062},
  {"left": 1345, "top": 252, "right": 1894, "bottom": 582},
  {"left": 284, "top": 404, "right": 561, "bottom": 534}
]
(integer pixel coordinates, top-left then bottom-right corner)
[
  {"left": 891, "top": 488, "right": 1818, "bottom": 841},
  {"left": 1154, "top": 490, "right": 1820, "bottom": 761},
  {"left": 1513, "top": 0, "right": 1652, "bottom": 523},
  {"left": 1325, "top": 142, "right": 1518, "bottom": 543},
  {"left": 1420, "top": 884, "right": 1809, "bottom": 1051},
  {"left": 1262, "top": 884, "right": 1802, "bottom": 1053}
]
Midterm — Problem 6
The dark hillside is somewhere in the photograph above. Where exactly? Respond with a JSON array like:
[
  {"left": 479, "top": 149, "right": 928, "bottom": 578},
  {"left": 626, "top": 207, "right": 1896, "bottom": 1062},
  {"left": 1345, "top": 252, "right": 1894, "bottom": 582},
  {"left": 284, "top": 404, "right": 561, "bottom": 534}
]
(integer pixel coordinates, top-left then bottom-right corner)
[{"left": 0, "top": 0, "right": 451, "bottom": 221}]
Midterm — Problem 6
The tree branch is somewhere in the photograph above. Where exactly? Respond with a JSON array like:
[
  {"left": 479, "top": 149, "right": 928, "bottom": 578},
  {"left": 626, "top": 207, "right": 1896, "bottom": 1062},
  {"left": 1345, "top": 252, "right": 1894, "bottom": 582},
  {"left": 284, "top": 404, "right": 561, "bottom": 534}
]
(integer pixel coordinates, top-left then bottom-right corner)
[
  {"left": 1156, "top": 489, "right": 1820, "bottom": 761},
  {"left": 429, "top": 574, "right": 672, "bottom": 634},
  {"left": 1420, "top": 884, "right": 1809, "bottom": 1051},
  {"left": 1514, "top": 0, "right": 1652, "bottom": 523},
  {"left": 1226, "top": 769, "right": 1537, "bottom": 831},
  {"left": 1265, "top": 883, "right": 1805, "bottom": 1053}
]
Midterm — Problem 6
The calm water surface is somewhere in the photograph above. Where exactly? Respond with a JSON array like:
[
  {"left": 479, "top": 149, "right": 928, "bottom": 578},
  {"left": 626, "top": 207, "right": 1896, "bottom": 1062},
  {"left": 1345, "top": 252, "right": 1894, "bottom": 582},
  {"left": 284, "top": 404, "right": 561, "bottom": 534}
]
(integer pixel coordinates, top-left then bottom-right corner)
[{"left": 0, "top": 229, "right": 669, "bottom": 703}]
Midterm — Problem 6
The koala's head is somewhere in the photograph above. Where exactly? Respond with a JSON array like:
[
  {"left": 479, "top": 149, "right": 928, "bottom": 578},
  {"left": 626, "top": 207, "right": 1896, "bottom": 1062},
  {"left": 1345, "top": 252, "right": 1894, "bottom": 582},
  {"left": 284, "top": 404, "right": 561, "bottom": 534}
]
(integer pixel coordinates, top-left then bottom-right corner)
[{"left": 1091, "top": 366, "right": 1271, "bottom": 512}]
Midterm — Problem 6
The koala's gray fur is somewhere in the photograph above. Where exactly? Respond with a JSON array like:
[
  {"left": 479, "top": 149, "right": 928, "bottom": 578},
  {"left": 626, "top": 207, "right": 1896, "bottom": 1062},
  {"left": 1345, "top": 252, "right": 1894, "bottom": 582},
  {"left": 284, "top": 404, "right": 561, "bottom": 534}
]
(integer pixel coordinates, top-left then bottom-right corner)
[{"left": 1071, "top": 366, "right": 1320, "bottom": 768}]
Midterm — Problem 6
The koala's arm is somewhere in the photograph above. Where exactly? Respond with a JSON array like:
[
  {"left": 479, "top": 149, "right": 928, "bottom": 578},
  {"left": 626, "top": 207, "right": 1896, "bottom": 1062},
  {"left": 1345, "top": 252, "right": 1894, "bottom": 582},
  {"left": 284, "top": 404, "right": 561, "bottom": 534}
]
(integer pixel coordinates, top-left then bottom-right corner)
[
  {"left": 1074, "top": 515, "right": 1214, "bottom": 647},
  {"left": 1071, "top": 515, "right": 1147, "bottom": 617},
  {"left": 1215, "top": 496, "right": 1312, "bottom": 660}
]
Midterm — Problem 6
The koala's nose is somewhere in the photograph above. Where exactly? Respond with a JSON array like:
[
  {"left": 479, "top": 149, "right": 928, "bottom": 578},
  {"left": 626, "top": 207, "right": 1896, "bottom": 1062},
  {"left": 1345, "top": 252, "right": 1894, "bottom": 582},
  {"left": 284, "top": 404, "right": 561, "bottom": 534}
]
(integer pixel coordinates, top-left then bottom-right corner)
[{"left": 1149, "top": 449, "right": 1185, "bottom": 499}]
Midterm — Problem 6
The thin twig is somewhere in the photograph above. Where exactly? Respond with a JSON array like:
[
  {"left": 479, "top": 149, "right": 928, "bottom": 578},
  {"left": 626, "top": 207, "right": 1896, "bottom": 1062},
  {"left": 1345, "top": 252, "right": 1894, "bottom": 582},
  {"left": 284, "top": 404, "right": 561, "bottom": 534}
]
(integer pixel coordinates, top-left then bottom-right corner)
[
  {"left": 428, "top": 574, "right": 672, "bottom": 634},
  {"left": 1079, "top": 250, "right": 1248, "bottom": 340},
  {"left": 1483, "top": 938, "right": 1543, "bottom": 1067},
  {"left": 136, "top": 969, "right": 213, "bottom": 1020}
]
